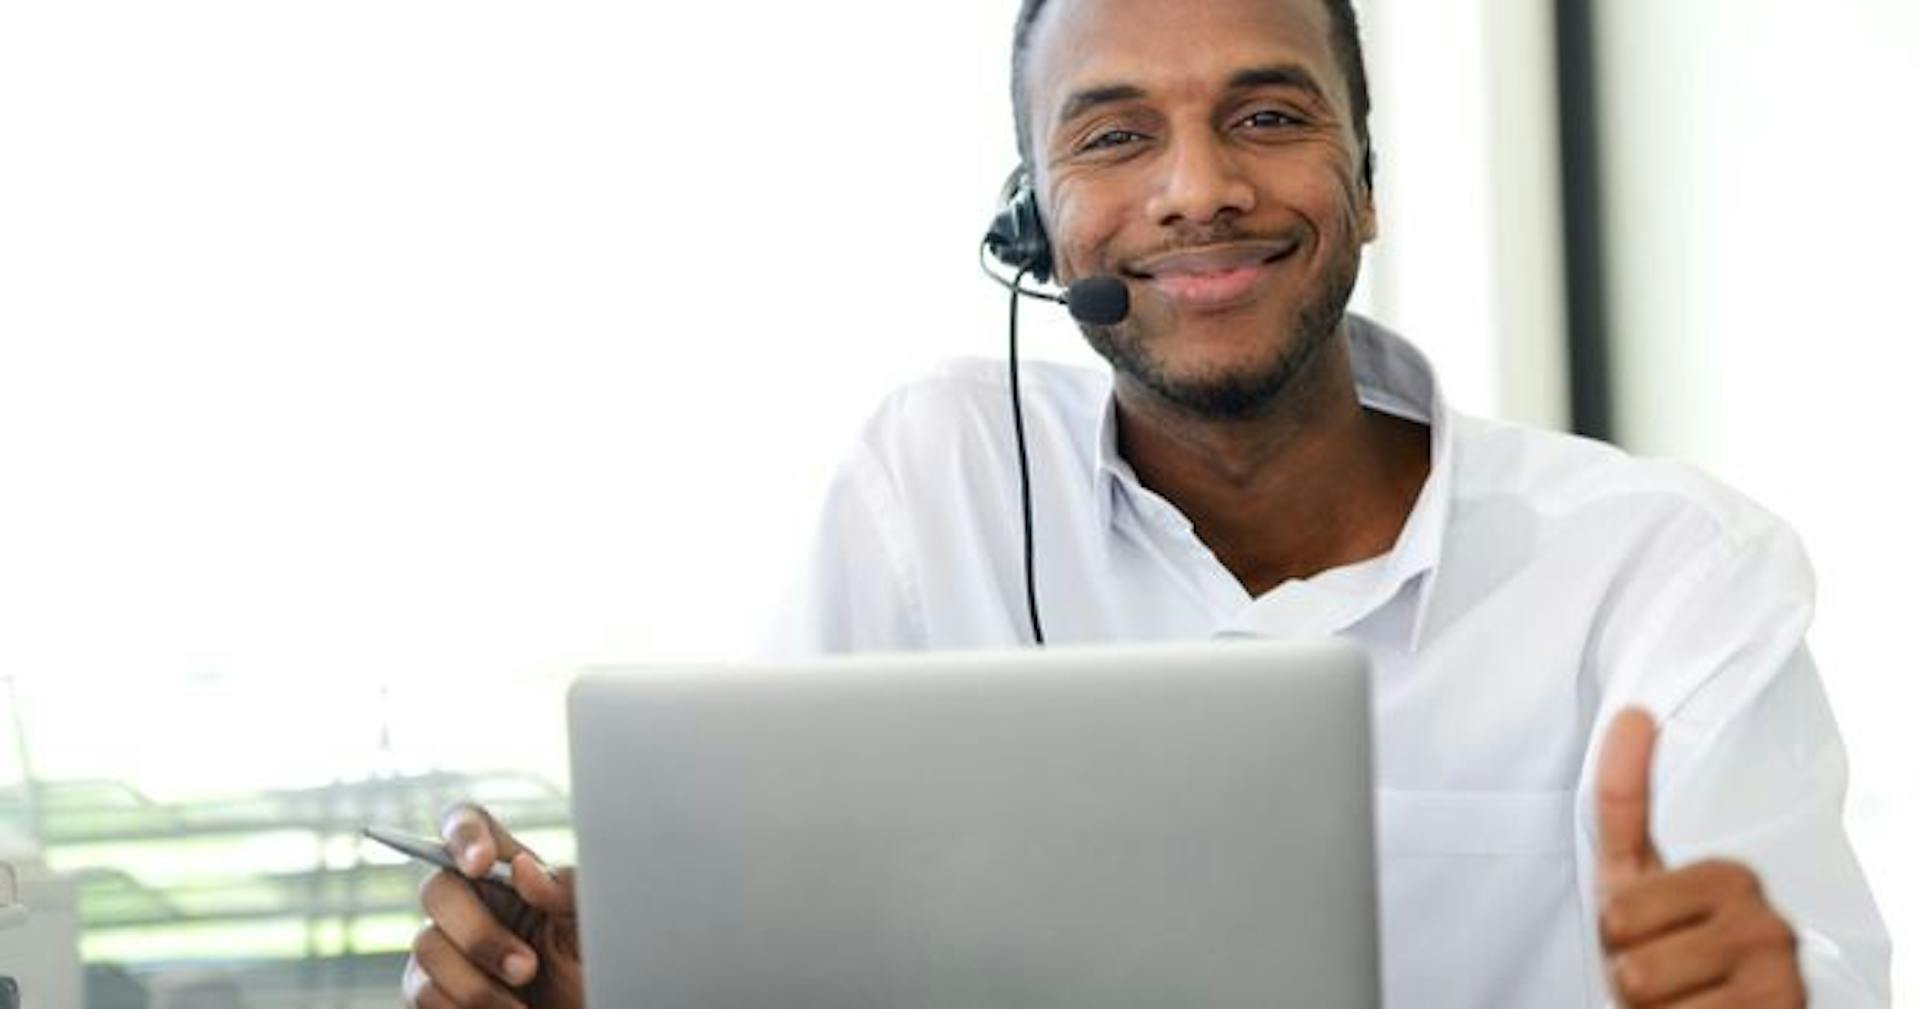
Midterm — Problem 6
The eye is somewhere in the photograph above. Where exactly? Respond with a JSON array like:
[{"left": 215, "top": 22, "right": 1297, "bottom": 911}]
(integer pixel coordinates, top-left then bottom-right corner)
[
  {"left": 1081, "top": 128, "right": 1147, "bottom": 152},
  {"left": 1237, "top": 109, "right": 1301, "bottom": 130}
]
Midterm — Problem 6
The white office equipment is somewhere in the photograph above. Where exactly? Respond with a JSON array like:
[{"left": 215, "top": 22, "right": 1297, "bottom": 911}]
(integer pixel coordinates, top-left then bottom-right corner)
[{"left": 569, "top": 640, "right": 1380, "bottom": 1008}]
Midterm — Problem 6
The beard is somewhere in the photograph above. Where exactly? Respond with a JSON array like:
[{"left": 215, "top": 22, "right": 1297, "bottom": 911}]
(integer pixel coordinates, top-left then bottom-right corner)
[{"left": 1080, "top": 235, "right": 1362, "bottom": 421}]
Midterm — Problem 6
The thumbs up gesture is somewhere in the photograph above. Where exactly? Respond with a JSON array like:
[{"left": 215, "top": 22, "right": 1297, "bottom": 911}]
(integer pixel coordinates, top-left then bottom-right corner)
[{"left": 1596, "top": 708, "right": 1806, "bottom": 1007}]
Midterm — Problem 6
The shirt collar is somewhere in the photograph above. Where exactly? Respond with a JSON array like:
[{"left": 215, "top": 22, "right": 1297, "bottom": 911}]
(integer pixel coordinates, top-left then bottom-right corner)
[{"left": 1092, "top": 314, "right": 1456, "bottom": 651}]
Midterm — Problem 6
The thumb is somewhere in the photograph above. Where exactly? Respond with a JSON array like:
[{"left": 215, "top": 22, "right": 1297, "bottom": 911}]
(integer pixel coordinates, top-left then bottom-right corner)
[
  {"left": 510, "top": 852, "right": 577, "bottom": 917},
  {"left": 1595, "top": 707, "right": 1664, "bottom": 894},
  {"left": 440, "top": 802, "right": 534, "bottom": 878}
]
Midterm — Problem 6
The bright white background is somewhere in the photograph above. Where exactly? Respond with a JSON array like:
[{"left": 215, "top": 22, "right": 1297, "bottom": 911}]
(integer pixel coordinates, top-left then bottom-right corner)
[
  {"left": 0, "top": 0, "right": 1906, "bottom": 996},
  {"left": 1597, "top": 1, "right": 1919, "bottom": 999},
  {"left": 0, "top": 0, "right": 1543, "bottom": 786}
]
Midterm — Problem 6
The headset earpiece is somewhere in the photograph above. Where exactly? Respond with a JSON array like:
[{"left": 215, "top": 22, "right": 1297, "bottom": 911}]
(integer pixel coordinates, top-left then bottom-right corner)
[{"left": 985, "top": 170, "right": 1055, "bottom": 285}]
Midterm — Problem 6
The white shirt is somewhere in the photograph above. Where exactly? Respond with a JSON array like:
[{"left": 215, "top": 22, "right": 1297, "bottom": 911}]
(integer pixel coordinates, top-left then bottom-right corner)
[{"left": 768, "top": 315, "right": 1890, "bottom": 1007}]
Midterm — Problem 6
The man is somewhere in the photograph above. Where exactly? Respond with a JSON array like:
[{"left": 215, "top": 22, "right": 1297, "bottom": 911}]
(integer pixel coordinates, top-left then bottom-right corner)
[{"left": 402, "top": 0, "right": 1890, "bottom": 1005}]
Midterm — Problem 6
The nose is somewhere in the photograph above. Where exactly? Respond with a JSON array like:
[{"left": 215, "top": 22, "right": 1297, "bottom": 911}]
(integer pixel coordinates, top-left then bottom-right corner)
[{"left": 1146, "top": 132, "right": 1256, "bottom": 229}]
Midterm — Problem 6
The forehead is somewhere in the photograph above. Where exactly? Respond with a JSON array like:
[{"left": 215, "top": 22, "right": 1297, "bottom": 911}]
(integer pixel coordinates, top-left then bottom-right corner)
[{"left": 1026, "top": 0, "right": 1341, "bottom": 120}]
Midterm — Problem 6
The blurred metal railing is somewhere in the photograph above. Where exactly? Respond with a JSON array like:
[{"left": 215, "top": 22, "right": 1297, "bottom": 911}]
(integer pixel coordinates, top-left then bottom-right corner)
[{"left": 0, "top": 769, "right": 572, "bottom": 1009}]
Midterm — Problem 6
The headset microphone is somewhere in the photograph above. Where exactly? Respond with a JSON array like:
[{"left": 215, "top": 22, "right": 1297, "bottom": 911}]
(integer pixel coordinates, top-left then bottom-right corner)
[
  {"left": 1065, "top": 275, "right": 1130, "bottom": 327},
  {"left": 980, "top": 172, "right": 1136, "bottom": 647},
  {"left": 981, "top": 263, "right": 1134, "bottom": 328}
]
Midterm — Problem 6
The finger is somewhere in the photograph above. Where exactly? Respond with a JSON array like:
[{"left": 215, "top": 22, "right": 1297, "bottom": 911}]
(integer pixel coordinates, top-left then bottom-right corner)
[
  {"left": 1723, "top": 946, "right": 1806, "bottom": 1008},
  {"left": 421, "top": 870, "right": 541, "bottom": 988},
  {"left": 1608, "top": 917, "right": 1736, "bottom": 1005},
  {"left": 412, "top": 923, "right": 529, "bottom": 1009},
  {"left": 404, "top": 955, "right": 463, "bottom": 1009},
  {"left": 1602, "top": 860, "right": 1759, "bottom": 949},
  {"left": 441, "top": 802, "right": 535, "bottom": 878},
  {"left": 408, "top": 978, "right": 460, "bottom": 1009},
  {"left": 403, "top": 954, "right": 438, "bottom": 1008},
  {"left": 1596, "top": 707, "right": 1664, "bottom": 893},
  {"left": 1658, "top": 949, "right": 1803, "bottom": 1008},
  {"left": 1657, "top": 988, "right": 1740, "bottom": 1009},
  {"left": 510, "top": 854, "right": 577, "bottom": 917}
]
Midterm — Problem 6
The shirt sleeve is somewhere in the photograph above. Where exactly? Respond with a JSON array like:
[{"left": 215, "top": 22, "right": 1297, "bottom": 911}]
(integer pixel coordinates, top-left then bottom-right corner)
[
  {"left": 757, "top": 447, "right": 927, "bottom": 658},
  {"left": 1576, "top": 520, "right": 1892, "bottom": 1006}
]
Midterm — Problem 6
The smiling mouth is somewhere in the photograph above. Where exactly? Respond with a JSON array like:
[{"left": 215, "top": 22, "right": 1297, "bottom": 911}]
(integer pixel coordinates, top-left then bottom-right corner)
[
  {"left": 1125, "top": 240, "right": 1300, "bottom": 278},
  {"left": 1124, "top": 240, "right": 1302, "bottom": 309}
]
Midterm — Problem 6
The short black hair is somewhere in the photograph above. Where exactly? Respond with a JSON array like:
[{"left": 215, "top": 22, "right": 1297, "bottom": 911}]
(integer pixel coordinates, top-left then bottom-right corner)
[{"left": 1010, "top": 0, "right": 1373, "bottom": 182}]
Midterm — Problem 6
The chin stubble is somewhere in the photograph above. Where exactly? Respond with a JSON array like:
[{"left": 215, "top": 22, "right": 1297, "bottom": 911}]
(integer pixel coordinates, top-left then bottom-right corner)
[{"left": 1079, "top": 241, "right": 1362, "bottom": 421}]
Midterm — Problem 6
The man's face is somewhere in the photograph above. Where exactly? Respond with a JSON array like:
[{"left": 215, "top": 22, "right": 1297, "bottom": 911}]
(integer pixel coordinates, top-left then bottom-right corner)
[{"left": 1024, "top": 0, "right": 1377, "bottom": 418}]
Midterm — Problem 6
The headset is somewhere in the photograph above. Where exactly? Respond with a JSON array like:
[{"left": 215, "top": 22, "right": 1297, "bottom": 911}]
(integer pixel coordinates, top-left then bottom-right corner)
[
  {"left": 979, "top": 170, "right": 1130, "bottom": 648},
  {"left": 984, "top": 171, "right": 1056, "bottom": 284},
  {"left": 982, "top": 172, "right": 1051, "bottom": 648},
  {"left": 981, "top": 171, "right": 1129, "bottom": 321}
]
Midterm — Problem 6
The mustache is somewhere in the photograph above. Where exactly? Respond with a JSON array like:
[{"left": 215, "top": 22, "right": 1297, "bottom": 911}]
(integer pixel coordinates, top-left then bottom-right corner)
[
  {"left": 1118, "top": 226, "right": 1300, "bottom": 277},
  {"left": 1118, "top": 223, "right": 1290, "bottom": 268}
]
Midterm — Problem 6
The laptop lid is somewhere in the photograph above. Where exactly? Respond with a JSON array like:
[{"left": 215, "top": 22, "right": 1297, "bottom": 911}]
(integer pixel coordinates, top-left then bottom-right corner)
[{"left": 568, "top": 639, "right": 1378, "bottom": 1008}]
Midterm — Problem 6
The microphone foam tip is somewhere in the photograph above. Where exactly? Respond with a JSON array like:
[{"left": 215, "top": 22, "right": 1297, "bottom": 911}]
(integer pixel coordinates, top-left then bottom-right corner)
[{"left": 1066, "top": 276, "right": 1130, "bottom": 327}]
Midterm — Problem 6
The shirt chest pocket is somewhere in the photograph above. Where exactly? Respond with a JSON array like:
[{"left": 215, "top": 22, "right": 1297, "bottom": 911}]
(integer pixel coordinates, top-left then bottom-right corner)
[{"left": 1374, "top": 788, "right": 1601, "bottom": 1008}]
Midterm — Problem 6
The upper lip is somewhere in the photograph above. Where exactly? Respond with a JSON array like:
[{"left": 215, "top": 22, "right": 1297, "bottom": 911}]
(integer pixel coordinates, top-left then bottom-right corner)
[{"left": 1126, "top": 239, "right": 1300, "bottom": 278}]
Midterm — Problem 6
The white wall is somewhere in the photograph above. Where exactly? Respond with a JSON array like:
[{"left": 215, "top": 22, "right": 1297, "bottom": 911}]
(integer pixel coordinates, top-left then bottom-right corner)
[{"left": 1596, "top": 0, "right": 1920, "bottom": 999}]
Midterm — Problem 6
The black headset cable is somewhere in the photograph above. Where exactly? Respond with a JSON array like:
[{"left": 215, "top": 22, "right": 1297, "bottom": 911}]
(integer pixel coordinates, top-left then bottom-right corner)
[{"left": 1008, "top": 267, "right": 1047, "bottom": 646}]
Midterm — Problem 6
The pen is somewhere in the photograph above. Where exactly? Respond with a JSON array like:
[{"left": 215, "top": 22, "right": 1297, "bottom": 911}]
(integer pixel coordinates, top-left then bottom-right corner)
[{"left": 362, "top": 824, "right": 517, "bottom": 887}]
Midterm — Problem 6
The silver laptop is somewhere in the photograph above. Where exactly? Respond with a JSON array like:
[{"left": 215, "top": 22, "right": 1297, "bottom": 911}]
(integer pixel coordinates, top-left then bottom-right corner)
[{"left": 567, "top": 640, "right": 1379, "bottom": 1008}]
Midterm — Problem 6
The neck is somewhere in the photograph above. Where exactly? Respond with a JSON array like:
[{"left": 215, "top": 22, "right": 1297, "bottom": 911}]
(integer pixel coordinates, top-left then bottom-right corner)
[{"left": 1115, "top": 325, "right": 1431, "bottom": 597}]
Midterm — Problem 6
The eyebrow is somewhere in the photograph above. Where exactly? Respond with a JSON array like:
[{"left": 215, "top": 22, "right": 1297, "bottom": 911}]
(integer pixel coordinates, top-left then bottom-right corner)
[
  {"left": 1054, "top": 63, "right": 1331, "bottom": 132},
  {"left": 1055, "top": 83, "right": 1148, "bottom": 129},
  {"left": 1226, "top": 63, "right": 1330, "bottom": 102}
]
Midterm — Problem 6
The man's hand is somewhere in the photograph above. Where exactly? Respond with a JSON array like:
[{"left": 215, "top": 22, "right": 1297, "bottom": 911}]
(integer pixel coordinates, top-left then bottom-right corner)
[
  {"left": 1596, "top": 709, "right": 1805, "bottom": 1007},
  {"left": 403, "top": 803, "right": 584, "bottom": 1009}
]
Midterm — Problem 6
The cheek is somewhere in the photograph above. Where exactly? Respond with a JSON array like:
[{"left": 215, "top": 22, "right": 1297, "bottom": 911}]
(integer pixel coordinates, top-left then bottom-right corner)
[
  {"left": 1268, "top": 142, "right": 1371, "bottom": 238},
  {"left": 1281, "top": 179, "right": 1367, "bottom": 263},
  {"left": 1322, "top": 161, "right": 1375, "bottom": 241},
  {"left": 1299, "top": 171, "right": 1355, "bottom": 224},
  {"left": 1045, "top": 207, "right": 1093, "bottom": 282},
  {"left": 1045, "top": 186, "right": 1128, "bottom": 281}
]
